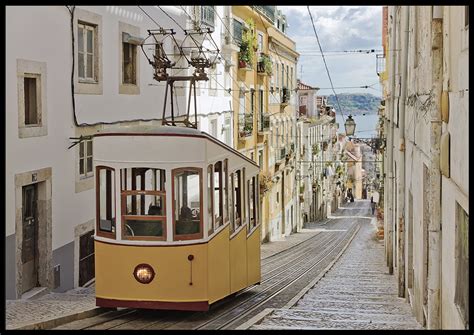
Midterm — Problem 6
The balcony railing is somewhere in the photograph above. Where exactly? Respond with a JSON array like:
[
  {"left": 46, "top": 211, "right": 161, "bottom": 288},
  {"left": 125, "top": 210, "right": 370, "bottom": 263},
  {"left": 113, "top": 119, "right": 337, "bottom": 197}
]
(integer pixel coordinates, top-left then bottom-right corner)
[
  {"left": 252, "top": 6, "right": 276, "bottom": 23},
  {"left": 200, "top": 6, "right": 215, "bottom": 29},
  {"left": 239, "top": 112, "right": 253, "bottom": 137},
  {"left": 257, "top": 53, "right": 272, "bottom": 76},
  {"left": 258, "top": 113, "right": 270, "bottom": 133}
]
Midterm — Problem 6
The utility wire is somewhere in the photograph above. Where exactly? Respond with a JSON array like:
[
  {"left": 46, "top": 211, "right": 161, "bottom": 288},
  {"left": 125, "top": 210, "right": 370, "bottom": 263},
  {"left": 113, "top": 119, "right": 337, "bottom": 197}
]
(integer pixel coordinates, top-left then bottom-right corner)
[{"left": 306, "top": 6, "right": 347, "bottom": 123}]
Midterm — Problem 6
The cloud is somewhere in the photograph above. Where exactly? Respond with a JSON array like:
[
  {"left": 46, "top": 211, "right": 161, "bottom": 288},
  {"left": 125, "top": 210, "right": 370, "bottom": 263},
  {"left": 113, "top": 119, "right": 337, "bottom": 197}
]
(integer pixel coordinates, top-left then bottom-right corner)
[{"left": 278, "top": 6, "right": 382, "bottom": 97}]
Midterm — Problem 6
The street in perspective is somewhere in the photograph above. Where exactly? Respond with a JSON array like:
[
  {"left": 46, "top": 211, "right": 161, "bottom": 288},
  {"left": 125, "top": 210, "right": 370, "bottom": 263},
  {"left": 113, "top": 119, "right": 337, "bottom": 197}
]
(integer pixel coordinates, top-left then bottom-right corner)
[{"left": 4, "top": 5, "right": 469, "bottom": 331}]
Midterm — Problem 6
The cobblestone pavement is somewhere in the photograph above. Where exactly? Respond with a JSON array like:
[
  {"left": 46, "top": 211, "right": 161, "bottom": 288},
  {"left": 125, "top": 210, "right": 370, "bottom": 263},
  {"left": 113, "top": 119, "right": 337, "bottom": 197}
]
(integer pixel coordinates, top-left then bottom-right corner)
[
  {"left": 6, "top": 224, "right": 323, "bottom": 330},
  {"left": 252, "top": 200, "right": 424, "bottom": 330}
]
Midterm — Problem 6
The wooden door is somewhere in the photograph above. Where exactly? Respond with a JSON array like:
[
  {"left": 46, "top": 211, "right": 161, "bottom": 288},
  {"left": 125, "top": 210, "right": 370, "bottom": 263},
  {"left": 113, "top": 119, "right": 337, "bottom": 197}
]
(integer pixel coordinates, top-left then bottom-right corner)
[{"left": 22, "top": 184, "right": 38, "bottom": 293}]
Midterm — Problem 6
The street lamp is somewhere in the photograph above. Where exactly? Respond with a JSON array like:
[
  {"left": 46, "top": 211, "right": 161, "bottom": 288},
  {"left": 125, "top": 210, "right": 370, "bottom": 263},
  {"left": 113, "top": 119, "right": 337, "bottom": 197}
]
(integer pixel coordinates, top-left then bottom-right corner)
[{"left": 344, "top": 115, "right": 356, "bottom": 136}]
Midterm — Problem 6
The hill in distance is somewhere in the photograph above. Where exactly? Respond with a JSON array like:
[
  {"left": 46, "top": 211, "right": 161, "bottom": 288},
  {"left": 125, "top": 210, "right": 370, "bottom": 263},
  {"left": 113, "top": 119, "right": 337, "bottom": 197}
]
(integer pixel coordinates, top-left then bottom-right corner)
[{"left": 327, "top": 93, "right": 381, "bottom": 115}]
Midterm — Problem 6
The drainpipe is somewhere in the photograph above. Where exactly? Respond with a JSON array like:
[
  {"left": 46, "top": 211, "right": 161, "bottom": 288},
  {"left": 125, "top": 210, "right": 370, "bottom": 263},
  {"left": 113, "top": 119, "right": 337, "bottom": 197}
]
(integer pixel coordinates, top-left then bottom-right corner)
[
  {"left": 427, "top": 5, "right": 443, "bottom": 329},
  {"left": 397, "top": 5, "right": 409, "bottom": 298},
  {"left": 386, "top": 6, "right": 397, "bottom": 274}
]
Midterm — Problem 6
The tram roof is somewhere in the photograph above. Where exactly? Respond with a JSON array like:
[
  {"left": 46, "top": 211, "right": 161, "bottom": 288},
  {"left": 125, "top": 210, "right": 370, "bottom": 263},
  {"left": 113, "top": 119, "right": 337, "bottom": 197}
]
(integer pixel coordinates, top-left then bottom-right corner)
[{"left": 94, "top": 125, "right": 259, "bottom": 168}]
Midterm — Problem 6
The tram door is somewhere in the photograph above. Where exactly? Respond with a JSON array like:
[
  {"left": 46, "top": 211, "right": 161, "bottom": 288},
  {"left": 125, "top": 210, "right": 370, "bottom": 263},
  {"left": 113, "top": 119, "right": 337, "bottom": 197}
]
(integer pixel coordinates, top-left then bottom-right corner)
[{"left": 22, "top": 184, "right": 38, "bottom": 294}]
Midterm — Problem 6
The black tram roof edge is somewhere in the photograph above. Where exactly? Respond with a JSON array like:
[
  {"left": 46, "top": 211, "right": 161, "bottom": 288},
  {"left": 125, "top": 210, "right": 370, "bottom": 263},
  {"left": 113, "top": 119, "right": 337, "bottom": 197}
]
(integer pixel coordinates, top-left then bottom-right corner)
[{"left": 92, "top": 126, "right": 260, "bottom": 170}]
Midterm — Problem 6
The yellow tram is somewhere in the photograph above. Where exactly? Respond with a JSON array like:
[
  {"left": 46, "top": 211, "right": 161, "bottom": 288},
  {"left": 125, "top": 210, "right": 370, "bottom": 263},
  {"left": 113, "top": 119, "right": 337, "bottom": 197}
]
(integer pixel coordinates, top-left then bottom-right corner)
[{"left": 93, "top": 126, "right": 261, "bottom": 311}]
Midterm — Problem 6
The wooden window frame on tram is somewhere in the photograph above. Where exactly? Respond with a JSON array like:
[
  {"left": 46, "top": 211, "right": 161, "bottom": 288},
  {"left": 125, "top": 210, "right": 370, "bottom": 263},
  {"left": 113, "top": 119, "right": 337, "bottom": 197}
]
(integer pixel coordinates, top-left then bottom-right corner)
[
  {"left": 95, "top": 165, "right": 116, "bottom": 239},
  {"left": 172, "top": 167, "right": 204, "bottom": 241},
  {"left": 120, "top": 190, "right": 167, "bottom": 241}
]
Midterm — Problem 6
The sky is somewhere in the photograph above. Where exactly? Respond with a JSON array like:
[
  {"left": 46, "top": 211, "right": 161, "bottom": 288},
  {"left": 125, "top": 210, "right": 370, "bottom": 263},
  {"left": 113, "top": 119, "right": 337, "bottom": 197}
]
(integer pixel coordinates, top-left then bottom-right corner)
[{"left": 279, "top": 6, "right": 383, "bottom": 98}]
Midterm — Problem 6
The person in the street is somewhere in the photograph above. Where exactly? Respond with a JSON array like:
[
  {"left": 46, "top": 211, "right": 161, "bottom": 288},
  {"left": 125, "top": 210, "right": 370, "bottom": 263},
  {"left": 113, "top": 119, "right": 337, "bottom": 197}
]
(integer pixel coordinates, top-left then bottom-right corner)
[{"left": 370, "top": 195, "right": 376, "bottom": 215}]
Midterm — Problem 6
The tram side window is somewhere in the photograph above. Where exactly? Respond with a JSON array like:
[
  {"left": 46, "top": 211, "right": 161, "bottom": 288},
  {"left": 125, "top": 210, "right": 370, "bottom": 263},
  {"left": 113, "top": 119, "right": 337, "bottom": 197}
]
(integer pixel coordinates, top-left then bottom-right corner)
[
  {"left": 229, "top": 172, "right": 235, "bottom": 232},
  {"left": 223, "top": 159, "right": 228, "bottom": 223},
  {"left": 207, "top": 165, "right": 214, "bottom": 235},
  {"left": 120, "top": 167, "right": 166, "bottom": 240},
  {"left": 234, "top": 170, "right": 242, "bottom": 228},
  {"left": 248, "top": 176, "right": 257, "bottom": 230},
  {"left": 242, "top": 168, "right": 246, "bottom": 227},
  {"left": 97, "top": 167, "right": 116, "bottom": 238},
  {"left": 173, "top": 168, "right": 202, "bottom": 240},
  {"left": 214, "top": 161, "right": 223, "bottom": 229}
]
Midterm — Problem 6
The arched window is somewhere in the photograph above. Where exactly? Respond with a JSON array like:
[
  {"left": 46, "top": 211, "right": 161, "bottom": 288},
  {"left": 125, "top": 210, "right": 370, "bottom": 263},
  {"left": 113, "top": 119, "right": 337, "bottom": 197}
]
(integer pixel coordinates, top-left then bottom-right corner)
[
  {"left": 172, "top": 168, "right": 203, "bottom": 241},
  {"left": 96, "top": 166, "right": 116, "bottom": 239}
]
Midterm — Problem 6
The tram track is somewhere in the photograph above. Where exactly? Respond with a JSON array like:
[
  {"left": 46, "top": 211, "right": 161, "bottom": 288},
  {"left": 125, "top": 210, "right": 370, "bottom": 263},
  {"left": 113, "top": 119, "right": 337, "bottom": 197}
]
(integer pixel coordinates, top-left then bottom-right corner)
[{"left": 56, "top": 204, "right": 368, "bottom": 330}]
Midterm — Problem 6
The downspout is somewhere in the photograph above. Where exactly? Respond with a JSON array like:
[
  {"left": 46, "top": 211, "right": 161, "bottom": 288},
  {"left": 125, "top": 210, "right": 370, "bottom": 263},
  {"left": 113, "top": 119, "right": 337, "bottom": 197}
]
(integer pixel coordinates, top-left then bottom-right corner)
[
  {"left": 427, "top": 5, "right": 443, "bottom": 329},
  {"left": 386, "top": 6, "right": 397, "bottom": 274},
  {"left": 397, "top": 5, "right": 409, "bottom": 298}
]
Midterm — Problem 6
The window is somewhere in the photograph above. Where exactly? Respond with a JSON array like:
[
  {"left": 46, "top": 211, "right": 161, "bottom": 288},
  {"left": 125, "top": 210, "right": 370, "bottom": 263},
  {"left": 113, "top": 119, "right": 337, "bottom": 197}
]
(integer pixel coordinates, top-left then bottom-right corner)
[
  {"left": 275, "top": 63, "right": 279, "bottom": 89},
  {"left": 123, "top": 41, "right": 137, "bottom": 85},
  {"left": 78, "top": 22, "right": 96, "bottom": 81},
  {"left": 24, "top": 77, "right": 38, "bottom": 125},
  {"left": 210, "top": 119, "right": 218, "bottom": 138},
  {"left": 224, "top": 117, "right": 231, "bottom": 145},
  {"left": 248, "top": 176, "right": 257, "bottom": 230},
  {"left": 223, "top": 159, "right": 228, "bottom": 223},
  {"left": 201, "top": 6, "right": 215, "bottom": 28},
  {"left": 259, "top": 89, "right": 264, "bottom": 116},
  {"left": 120, "top": 168, "right": 166, "bottom": 240},
  {"left": 79, "top": 139, "right": 93, "bottom": 179},
  {"left": 258, "top": 150, "right": 264, "bottom": 168},
  {"left": 207, "top": 165, "right": 214, "bottom": 235},
  {"left": 214, "top": 162, "right": 223, "bottom": 229},
  {"left": 455, "top": 202, "right": 469, "bottom": 328},
  {"left": 257, "top": 32, "right": 263, "bottom": 53},
  {"left": 229, "top": 172, "right": 235, "bottom": 231},
  {"left": 233, "top": 170, "right": 242, "bottom": 228},
  {"left": 251, "top": 89, "right": 255, "bottom": 114},
  {"left": 96, "top": 166, "right": 116, "bottom": 238},
  {"left": 173, "top": 168, "right": 202, "bottom": 240},
  {"left": 242, "top": 168, "right": 246, "bottom": 226}
]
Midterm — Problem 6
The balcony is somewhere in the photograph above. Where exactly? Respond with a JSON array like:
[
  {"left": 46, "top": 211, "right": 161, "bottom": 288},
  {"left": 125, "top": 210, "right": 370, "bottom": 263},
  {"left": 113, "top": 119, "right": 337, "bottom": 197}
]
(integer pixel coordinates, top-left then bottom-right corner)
[
  {"left": 252, "top": 6, "right": 276, "bottom": 23},
  {"left": 238, "top": 113, "right": 253, "bottom": 138},
  {"left": 257, "top": 53, "right": 272, "bottom": 76},
  {"left": 257, "top": 113, "right": 270, "bottom": 133}
]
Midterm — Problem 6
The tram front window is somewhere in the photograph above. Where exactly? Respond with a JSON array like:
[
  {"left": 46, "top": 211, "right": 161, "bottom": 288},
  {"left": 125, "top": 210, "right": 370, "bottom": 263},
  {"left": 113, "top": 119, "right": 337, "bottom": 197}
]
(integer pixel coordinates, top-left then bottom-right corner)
[
  {"left": 173, "top": 168, "right": 202, "bottom": 240},
  {"left": 120, "top": 167, "right": 166, "bottom": 240},
  {"left": 97, "top": 166, "right": 116, "bottom": 238}
]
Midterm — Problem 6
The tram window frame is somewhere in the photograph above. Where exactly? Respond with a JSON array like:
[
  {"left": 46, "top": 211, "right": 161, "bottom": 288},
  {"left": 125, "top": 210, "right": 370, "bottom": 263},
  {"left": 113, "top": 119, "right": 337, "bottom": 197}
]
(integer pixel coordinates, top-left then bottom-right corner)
[
  {"left": 242, "top": 168, "right": 246, "bottom": 228},
  {"left": 213, "top": 161, "right": 223, "bottom": 230},
  {"left": 233, "top": 170, "right": 242, "bottom": 228},
  {"left": 223, "top": 159, "right": 228, "bottom": 224},
  {"left": 248, "top": 175, "right": 257, "bottom": 231},
  {"left": 172, "top": 167, "right": 203, "bottom": 241},
  {"left": 207, "top": 164, "right": 214, "bottom": 235},
  {"left": 229, "top": 172, "right": 235, "bottom": 232},
  {"left": 119, "top": 167, "right": 167, "bottom": 241},
  {"left": 96, "top": 166, "right": 116, "bottom": 239}
]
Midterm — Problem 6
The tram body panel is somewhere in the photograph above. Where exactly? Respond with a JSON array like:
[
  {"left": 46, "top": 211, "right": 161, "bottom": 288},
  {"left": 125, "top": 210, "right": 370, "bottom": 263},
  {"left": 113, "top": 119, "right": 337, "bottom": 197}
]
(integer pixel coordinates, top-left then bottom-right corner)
[
  {"left": 246, "top": 227, "right": 262, "bottom": 286},
  {"left": 207, "top": 225, "right": 231, "bottom": 304},
  {"left": 229, "top": 227, "right": 248, "bottom": 294},
  {"left": 95, "top": 240, "right": 208, "bottom": 303}
]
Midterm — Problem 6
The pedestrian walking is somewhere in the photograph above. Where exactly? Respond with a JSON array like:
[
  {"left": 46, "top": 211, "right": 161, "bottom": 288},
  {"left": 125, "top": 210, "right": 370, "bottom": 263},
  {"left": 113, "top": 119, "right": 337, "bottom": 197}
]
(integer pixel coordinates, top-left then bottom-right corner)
[{"left": 371, "top": 195, "right": 376, "bottom": 215}]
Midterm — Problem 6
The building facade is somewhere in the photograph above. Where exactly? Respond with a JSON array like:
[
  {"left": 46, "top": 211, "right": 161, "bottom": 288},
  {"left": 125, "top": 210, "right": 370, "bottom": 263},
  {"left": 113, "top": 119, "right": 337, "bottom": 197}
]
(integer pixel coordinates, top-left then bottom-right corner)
[{"left": 380, "top": 6, "right": 469, "bottom": 329}]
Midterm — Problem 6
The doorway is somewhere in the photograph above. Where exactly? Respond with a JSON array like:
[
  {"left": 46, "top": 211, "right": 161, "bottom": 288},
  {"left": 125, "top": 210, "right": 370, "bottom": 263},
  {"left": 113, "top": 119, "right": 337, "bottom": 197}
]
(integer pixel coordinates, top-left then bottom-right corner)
[
  {"left": 22, "top": 184, "right": 39, "bottom": 294},
  {"left": 79, "top": 230, "right": 95, "bottom": 286}
]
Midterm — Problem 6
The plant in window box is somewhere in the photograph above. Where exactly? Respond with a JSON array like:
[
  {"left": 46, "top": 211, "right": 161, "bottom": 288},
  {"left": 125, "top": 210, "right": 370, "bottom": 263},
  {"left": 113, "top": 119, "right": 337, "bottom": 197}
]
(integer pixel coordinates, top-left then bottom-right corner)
[
  {"left": 258, "top": 53, "right": 273, "bottom": 75},
  {"left": 238, "top": 39, "right": 252, "bottom": 68}
]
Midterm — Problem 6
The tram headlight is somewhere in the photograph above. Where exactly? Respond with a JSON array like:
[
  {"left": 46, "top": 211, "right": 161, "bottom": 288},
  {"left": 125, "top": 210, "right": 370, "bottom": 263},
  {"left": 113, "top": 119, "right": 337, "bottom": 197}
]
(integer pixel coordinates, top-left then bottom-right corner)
[{"left": 133, "top": 264, "right": 155, "bottom": 284}]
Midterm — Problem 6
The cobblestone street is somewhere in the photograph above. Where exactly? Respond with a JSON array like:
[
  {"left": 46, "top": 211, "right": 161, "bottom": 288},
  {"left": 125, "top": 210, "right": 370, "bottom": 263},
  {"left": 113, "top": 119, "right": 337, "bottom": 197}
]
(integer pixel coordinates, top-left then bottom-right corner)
[{"left": 251, "top": 200, "right": 424, "bottom": 330}]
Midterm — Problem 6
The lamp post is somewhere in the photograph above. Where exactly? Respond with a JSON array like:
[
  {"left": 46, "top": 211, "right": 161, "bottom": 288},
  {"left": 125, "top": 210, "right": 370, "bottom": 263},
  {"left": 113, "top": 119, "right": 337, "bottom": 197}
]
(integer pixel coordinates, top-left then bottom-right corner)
[{"left": 344, "top": 115, "right": 356, "bottom": 136}]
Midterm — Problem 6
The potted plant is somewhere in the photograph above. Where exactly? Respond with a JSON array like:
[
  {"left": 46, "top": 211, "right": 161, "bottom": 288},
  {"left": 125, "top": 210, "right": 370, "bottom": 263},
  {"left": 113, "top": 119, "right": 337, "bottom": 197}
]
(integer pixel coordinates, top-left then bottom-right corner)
[{"left": 238, "top": 39, "right": 251, "bottom": 68}]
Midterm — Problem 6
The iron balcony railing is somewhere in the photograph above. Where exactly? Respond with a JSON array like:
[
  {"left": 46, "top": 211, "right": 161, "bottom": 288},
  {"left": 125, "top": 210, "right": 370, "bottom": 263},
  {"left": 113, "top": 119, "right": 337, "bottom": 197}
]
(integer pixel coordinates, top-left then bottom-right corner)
[
  {"left": 239, "top": 112, "right": 253, "bottom": 137},
  {"left": 258, "top": 113, "right": 270, "bottom": 132},
  {"left": 252, "top": 6, "right": 276, "bottom": 23}
]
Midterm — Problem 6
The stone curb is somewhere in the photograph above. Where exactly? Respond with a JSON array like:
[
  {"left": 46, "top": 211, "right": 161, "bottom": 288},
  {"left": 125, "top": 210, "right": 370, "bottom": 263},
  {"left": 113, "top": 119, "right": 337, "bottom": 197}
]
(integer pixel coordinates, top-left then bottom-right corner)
[
  {"left": 237, "top": 223, "right": 361, "bottom": 330},
  {"left": 11, "top": 307, "right": 109, "bottom": 330}
]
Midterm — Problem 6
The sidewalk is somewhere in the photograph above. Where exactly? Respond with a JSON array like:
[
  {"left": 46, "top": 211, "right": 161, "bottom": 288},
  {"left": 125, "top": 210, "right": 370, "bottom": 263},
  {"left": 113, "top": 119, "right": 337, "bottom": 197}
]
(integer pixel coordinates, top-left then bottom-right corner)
[
  {"left": 250, "top": 218, "right": 424, "bottom": 330},
  {"left": 5, "top": 226, "right": 323, "bottom": 330}
]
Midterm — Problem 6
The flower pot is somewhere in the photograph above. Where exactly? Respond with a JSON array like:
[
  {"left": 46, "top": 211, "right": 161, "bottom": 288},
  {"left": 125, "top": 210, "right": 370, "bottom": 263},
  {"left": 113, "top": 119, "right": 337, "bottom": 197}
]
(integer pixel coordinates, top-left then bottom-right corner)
[{"left": 239, "top": 60, "right": 247, "bottom": 68}]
